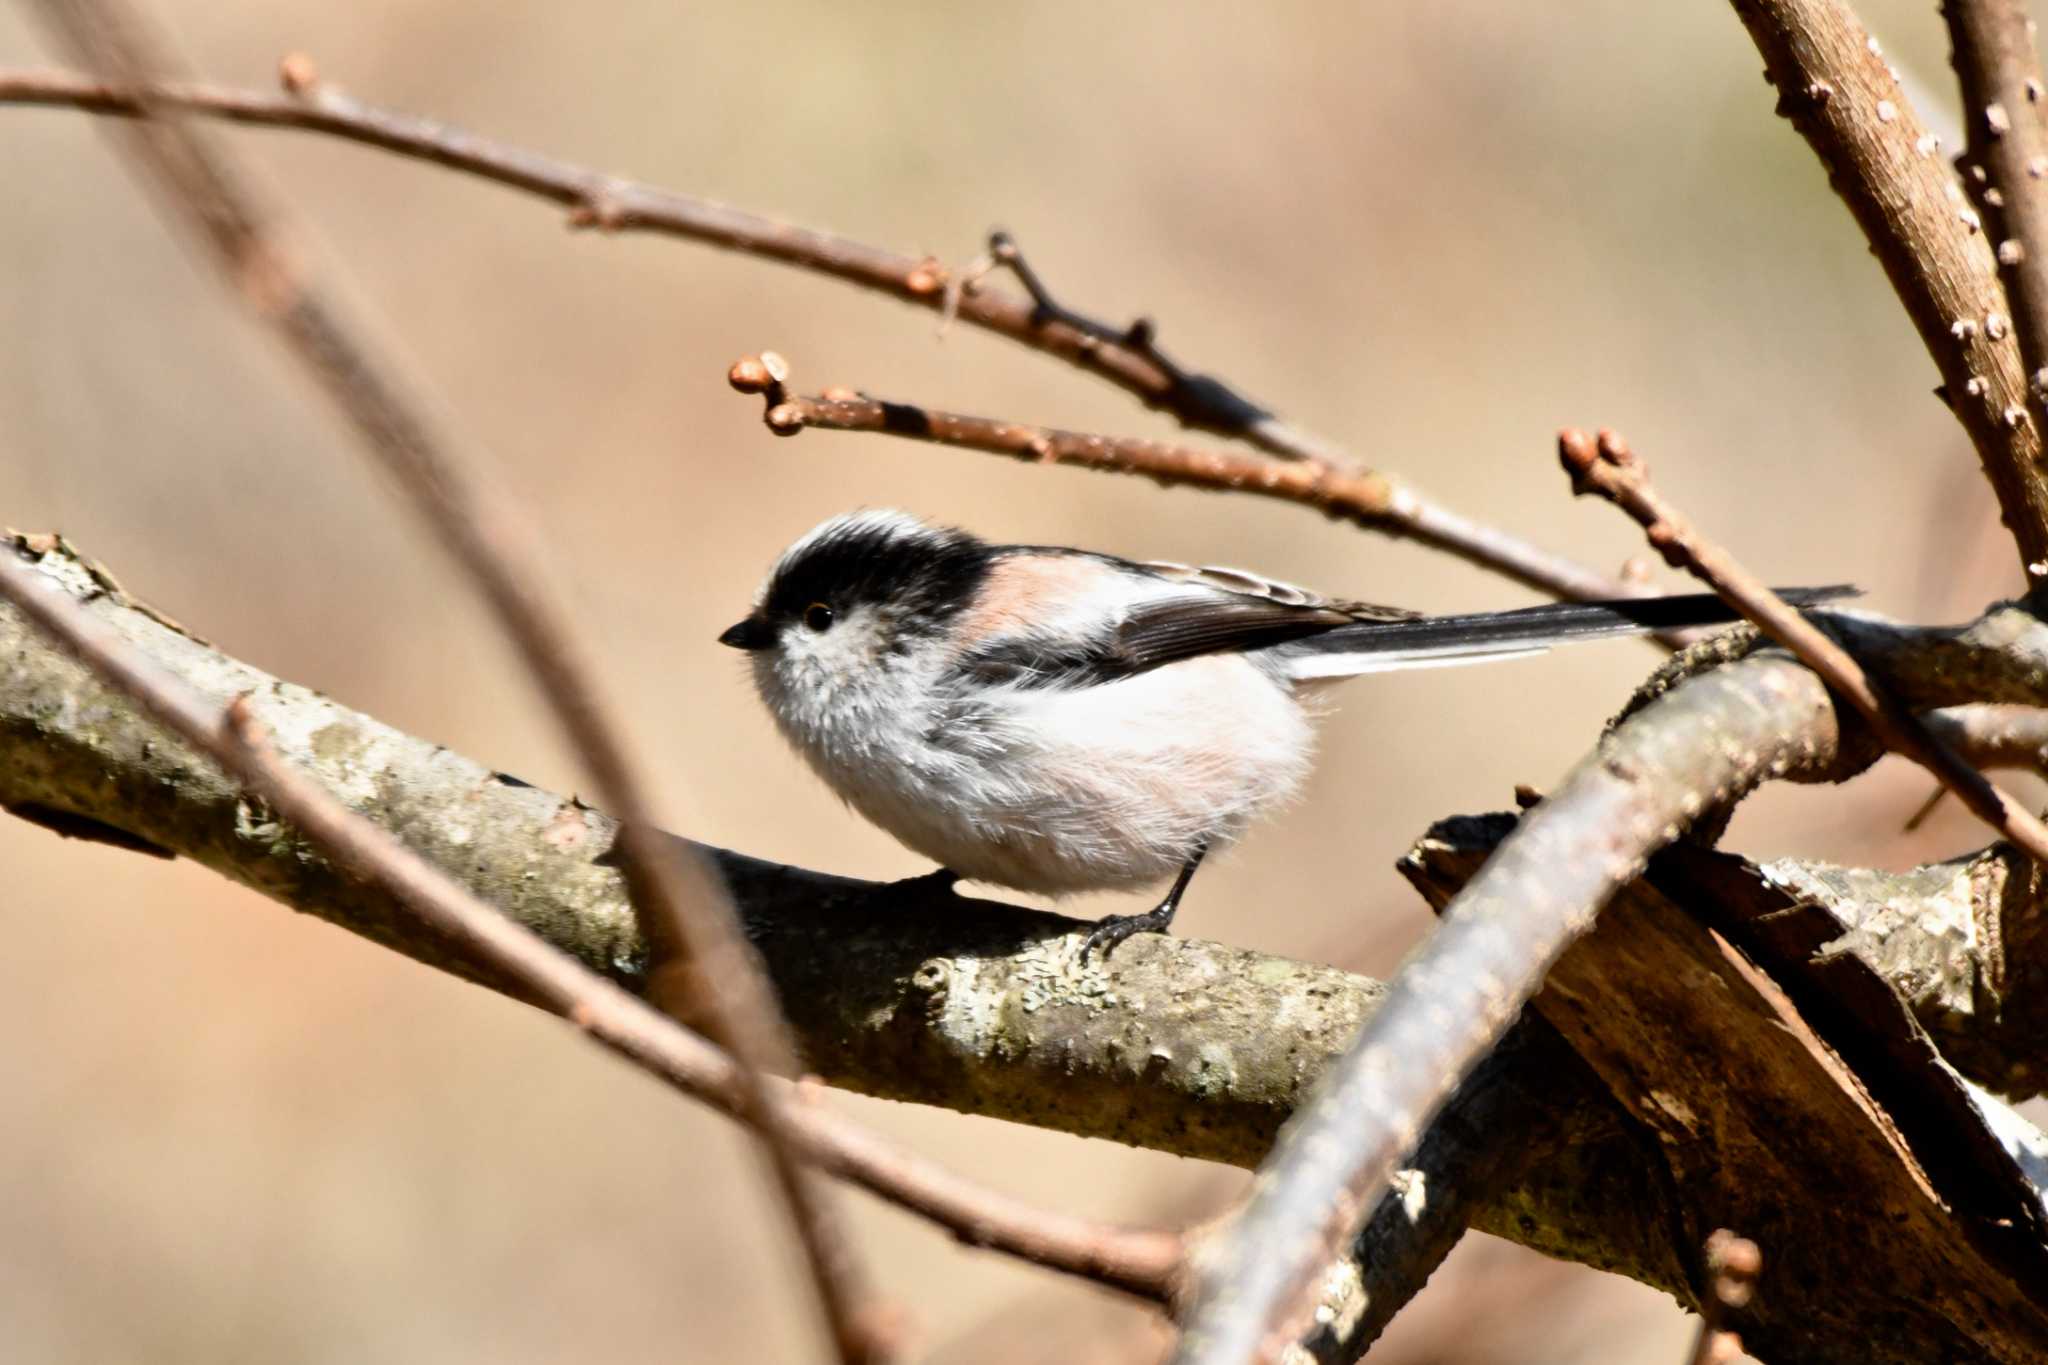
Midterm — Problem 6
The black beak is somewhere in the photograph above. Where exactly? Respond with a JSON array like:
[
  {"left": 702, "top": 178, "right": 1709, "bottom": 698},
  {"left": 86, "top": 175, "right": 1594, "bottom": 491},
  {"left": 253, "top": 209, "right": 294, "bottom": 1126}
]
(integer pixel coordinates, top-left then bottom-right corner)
[{"left": 718, "top": 616, "right": 777, "bottom": 651}]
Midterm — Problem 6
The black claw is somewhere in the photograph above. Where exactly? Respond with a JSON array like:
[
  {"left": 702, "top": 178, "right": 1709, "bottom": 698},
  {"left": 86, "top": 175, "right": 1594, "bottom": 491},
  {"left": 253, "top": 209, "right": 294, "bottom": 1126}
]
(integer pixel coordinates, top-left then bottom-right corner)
[
  {"left": 1081, "top": 905, "right": 1175, "bottom": 959},
  {"left": 1081, "top": 846, "right": 1208, "bottom": 960}
]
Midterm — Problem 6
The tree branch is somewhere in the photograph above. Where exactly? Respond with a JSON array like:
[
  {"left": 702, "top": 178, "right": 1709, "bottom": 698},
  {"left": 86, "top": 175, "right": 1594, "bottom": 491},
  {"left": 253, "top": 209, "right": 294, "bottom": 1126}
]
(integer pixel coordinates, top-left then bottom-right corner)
[
  {"left": 1560, "top": 424, "right": 2048, "bottom": 866},
  {"left": 1167, "top": 454, "right": 2048, "bottom": 1362},
  {"left": 1166, "top": 640, "right": 1871, "bottom": 1365},
  {"left": 0, "top": 532, "right": 1738, "bottom": 1310},
  {"left": 0, "top": 530, "right": 1184, "bottom": 1317},
  {"left": 1728, "top": 0, "right": 2048, "bottom": 576},
  {"left": 6, "top": 532, "right": 2048, "bottom": 1356},
  {"left": 0, "top": 63, "right": 1652, "bottom": 608},
  {"left": 1410, "top": 817, "right": 2048, "bottom": 1363},
  {"left": 1945, "top": 0, "right": 2048, "bottom": 439},
  {"left": 726, "top": 355, "right": 1685, "bottom": 617},
  {"left": 22, "top": 0, "right": 890, "bottom": 1355}
]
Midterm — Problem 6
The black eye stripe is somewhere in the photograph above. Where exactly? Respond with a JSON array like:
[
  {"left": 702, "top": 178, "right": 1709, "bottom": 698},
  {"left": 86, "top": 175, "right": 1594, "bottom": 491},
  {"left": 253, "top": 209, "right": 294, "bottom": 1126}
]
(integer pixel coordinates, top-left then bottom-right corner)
[{"left": 764, "top": 518, "right": 994, "bottom": 630}]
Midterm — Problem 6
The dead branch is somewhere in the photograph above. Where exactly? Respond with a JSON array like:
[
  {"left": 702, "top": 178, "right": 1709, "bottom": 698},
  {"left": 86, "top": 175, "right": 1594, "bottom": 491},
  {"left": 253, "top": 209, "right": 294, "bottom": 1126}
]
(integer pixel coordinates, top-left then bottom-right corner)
[
  {"left": 1728, "top": 0, "right": 2048, "bottom": 576},
  {"left": 1560, "top": 424, "right": 2048, "bottom": 866},
  {"left": 24, "top": 0, "right": 880, "bottom": 1351},
  {"left": 0, "top": 63, "right": 1651, "bottom": 607},
  {"left": 1946, "top": 0, "right": 2048, "bottom": 438},
  {"left": 0, "top": 534, "right": 1183, "bottom": 1315}
]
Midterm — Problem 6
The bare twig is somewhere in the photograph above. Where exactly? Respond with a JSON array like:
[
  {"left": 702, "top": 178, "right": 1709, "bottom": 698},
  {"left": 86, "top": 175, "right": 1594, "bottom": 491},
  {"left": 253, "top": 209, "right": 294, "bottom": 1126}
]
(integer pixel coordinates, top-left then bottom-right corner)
[
  {"left": 0, "top": 543, "right": 1186, "bottom": 1310},
  {"left": 1686, "top": 1231, "right": 1761, "bottom": 1365},
  {"left": 1560, "top": 425, "right": 2048, "bottom": 867},
  {"left": 728, "top": 354, "right": 1673, "bottom": 613},
  {"left": 1729, "top": 0, "right": 2048, "bottom": 577},
  {"left": 1166, "top": 649, "right": 1852, "bottom": 1364},
  {"left": 22, "top": 1, "right": 884, "bottom": 1355},
  {"left": 1946, "top": 0, "right": 2048, "bottom": 439},
  {"left": 0, "top": 64, "right": 1650, "bottom": 609}
]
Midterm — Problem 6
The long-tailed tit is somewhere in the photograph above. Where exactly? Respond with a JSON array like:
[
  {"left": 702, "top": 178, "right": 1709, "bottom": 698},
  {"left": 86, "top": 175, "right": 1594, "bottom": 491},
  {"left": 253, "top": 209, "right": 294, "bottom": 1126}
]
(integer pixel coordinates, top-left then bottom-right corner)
[{"left": 720, "top": 510, "right": 1852, "bottom": 955}]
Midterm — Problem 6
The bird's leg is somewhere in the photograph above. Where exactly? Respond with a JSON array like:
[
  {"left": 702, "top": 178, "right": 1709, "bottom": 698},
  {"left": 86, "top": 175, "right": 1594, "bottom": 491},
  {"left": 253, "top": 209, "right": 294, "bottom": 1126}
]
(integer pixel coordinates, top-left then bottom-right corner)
[{"left": 1082, "top": 844, "right": 1209, "bottom": 959}]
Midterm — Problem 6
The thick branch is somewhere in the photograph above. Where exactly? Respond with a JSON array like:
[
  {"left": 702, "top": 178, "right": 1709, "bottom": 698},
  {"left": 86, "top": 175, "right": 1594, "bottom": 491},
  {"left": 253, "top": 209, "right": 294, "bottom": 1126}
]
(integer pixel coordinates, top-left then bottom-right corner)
[
  {"left": 1410, "top": 818, "right": 2048, "bottom": 1363},
  {"left": 1729, "top": 0, "right": 2048, "bottom": 575},
  {"left": 0, "top": 533, "right": 1706, "bottom": 1308},
  {"left": 11, "top": 532, "right": 2048, "bottom": 1356}
]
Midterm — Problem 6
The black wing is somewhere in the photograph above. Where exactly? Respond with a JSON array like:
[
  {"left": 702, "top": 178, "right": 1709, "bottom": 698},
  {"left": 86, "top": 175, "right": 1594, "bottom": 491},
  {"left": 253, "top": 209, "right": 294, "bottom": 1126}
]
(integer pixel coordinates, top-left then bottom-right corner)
[
  {"left": 960, "top": 556, "right": 1377, "bottom": 688},
  {"left": 963, "top": 594, "right": 1355, "bottom": 688}
]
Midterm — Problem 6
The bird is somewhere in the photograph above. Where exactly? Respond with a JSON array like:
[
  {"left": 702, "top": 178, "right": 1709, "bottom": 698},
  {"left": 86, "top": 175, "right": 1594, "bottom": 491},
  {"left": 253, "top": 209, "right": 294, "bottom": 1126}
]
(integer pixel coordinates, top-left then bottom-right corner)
[{"left": 718, "top": 509, "right": 1852, "bottom": 956}]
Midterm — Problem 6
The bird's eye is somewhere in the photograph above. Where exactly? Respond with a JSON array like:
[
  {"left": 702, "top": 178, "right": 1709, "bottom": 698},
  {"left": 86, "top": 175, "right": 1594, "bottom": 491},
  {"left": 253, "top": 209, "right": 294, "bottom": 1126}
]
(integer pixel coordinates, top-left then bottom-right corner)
[{"left": 803, "top": 602, "right": 835, "bottom": 631}]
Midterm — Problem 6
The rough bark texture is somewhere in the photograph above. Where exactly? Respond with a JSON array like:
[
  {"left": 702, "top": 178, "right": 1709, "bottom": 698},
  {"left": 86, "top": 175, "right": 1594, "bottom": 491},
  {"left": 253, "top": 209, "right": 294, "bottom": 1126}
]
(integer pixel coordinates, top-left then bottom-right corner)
[
  {"left": 0, "top": 534, "right": 1677, "bottom": 1301},
  {"left": 5, "top": 533, "right": 2047, "bottom": 1358},
  {"left": 1732, "top": 0, "right": 2048, "bottom": 574},
  {"left": 1411, "top": 818, "right": 2048, "bottom": 1363}
]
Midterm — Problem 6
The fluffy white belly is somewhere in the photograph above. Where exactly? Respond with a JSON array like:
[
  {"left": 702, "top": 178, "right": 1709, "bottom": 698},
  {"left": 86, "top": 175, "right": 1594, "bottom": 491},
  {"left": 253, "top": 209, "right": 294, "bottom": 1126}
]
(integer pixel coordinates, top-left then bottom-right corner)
[{"left": 805, "top": 654, "right": 1316, "bottom": 895}]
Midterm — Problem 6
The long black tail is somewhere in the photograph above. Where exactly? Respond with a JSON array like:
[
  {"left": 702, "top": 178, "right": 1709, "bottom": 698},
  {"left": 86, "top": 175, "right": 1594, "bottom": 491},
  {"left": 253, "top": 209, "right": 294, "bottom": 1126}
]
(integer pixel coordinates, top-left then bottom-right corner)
[{"left": 1273, "top": 585, "right": 1859, "bottom": 680}]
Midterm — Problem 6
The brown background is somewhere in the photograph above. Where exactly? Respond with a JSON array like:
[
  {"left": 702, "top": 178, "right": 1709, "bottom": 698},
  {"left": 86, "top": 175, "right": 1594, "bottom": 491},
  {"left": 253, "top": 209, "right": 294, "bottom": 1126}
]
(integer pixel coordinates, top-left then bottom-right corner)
[{"left": 0, "top": 2, "right": 2032, "bottom": 1360}]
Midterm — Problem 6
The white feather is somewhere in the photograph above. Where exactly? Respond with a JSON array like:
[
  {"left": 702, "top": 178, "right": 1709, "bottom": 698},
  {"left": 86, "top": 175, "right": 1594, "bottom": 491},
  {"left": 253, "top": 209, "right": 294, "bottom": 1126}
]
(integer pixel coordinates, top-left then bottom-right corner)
[{"left": 1278, "top": 642, "right": 1549, "bottom": 681}]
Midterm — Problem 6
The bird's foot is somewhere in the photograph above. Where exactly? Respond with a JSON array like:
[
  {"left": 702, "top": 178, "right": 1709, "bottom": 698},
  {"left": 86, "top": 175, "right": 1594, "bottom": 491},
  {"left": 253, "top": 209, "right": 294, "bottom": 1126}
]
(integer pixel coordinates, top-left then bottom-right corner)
[{"left": 1081, "top": 902, "right": 1177, "bottom": 960}]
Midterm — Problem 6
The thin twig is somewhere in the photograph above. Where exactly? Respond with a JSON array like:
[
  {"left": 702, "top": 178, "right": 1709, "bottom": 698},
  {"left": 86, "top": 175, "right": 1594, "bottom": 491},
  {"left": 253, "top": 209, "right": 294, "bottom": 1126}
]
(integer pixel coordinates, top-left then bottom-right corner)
[
  {"left": 728, "top": 354, "right": 1674, "bottom": 615},
  {"left": 1685, "top": 1231, "right": 1761, "bottom": 1365},
  {"left": 1729, "top": 0, "right": 2048, "bottom": 577},
  {"left": 1560, "top": 425, "right": 2048, "bottom": 867},
  {"left": 0, "top": 66, "right": 1307, "bottom": 457},
  {"left": 1946, "top": 0, "right": 2048, "bottom": 441},
  {"left": 22, "top": 2, "right": 886, "bottom": 1356},
  {"left": 0, "top": 64, "right": 1649, "bottom": 609},
  {"left": 0, "top": 544, "right": 1187, "bottom": 1309}
]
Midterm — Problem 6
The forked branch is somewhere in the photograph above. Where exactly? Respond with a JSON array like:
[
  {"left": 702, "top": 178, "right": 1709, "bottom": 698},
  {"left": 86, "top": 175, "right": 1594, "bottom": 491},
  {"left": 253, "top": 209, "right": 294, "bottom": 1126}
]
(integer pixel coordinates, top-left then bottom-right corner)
[
  {"left": 0, "top": 63, "right": 1648, "bottom": 607},
  {"left": 1560, "top": 424, "right": 2048, "bottom": 868}
]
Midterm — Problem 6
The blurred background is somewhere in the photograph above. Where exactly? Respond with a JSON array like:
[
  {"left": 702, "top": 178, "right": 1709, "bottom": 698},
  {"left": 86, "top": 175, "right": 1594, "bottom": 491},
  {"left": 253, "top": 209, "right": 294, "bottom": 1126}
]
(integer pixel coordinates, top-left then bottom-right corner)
[{"left": 0, "top": 1, "right": 2034, "bottom": 1360}]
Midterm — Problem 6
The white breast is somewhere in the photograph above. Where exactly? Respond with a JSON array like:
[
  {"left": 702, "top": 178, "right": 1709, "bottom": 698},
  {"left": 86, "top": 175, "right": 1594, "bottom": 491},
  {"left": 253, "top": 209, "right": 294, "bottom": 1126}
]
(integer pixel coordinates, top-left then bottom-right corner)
[{"left": 762, "top": 646, "right": 1315, "bottom": 895}]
